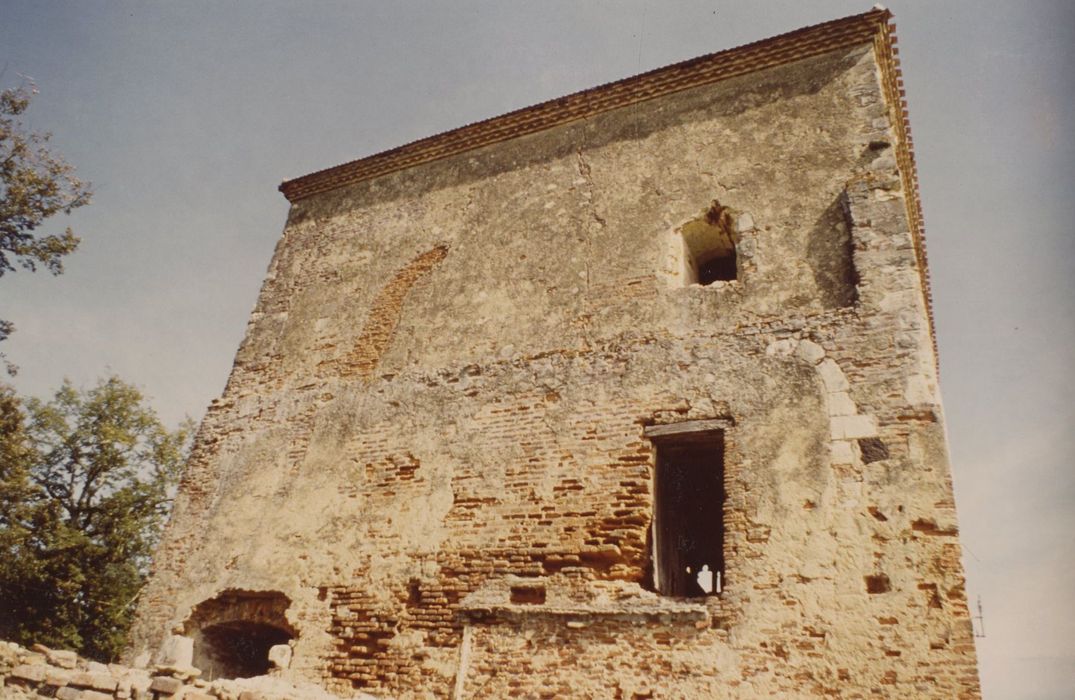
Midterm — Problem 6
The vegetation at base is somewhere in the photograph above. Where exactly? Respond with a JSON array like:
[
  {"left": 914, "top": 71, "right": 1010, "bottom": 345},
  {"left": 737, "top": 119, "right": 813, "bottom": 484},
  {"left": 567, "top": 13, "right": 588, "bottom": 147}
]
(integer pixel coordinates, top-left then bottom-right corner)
[{"left": 0, "top": 378, "right": 191, "bottom": 661}]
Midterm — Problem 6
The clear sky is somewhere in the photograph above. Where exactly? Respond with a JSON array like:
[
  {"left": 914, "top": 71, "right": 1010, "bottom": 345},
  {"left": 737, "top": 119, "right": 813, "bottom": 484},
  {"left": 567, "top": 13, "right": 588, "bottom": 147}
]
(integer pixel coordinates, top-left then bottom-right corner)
[{"left": 2, "top": 1, "right": 1073, "bottom": 697}]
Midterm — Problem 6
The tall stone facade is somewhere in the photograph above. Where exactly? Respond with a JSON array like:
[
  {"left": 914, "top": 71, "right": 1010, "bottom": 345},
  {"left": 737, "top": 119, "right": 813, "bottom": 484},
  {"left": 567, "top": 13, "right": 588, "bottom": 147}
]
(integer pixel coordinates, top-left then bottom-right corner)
[{"left": 130, "top": 10, "right": 981, "bottom": 698}]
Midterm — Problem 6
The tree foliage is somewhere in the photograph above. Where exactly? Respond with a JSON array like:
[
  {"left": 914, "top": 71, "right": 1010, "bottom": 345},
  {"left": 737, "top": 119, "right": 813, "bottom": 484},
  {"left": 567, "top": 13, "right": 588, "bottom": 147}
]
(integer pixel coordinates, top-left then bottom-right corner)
[
  {"left": 0, "top": 378, "right": 191, "bottom": 661},
  {"left": 0, "top": 82, "right": 93, "bottom": 374}
]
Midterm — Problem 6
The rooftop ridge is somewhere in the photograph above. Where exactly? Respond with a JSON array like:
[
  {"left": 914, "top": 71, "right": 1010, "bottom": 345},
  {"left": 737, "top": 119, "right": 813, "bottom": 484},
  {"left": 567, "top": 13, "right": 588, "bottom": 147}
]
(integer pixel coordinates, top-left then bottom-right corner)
[{"left": 279, "top": 9, "right": 890, "bottom": 202}]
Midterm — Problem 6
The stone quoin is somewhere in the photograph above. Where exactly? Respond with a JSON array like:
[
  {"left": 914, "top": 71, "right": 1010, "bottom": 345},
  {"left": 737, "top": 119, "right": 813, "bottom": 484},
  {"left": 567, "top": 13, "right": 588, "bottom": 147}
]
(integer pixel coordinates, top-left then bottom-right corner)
[{"left": 128, "top": 8, "right": 981, "bottom": 698}]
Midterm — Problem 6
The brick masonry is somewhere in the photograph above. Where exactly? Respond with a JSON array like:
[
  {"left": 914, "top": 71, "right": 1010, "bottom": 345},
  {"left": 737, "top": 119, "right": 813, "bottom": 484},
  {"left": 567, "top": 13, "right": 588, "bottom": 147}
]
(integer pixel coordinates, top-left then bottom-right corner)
[{"left": 129, "top": 13, "right": 980, "bottom": 699}]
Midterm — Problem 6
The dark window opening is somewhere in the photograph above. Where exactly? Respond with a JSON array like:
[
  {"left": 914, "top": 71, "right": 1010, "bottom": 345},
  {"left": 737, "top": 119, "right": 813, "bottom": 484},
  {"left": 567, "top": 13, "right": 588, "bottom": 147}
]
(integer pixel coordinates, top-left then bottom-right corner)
[
  {"left": 196, "top": 621, "right": 292, "bottom": 679},
  {"left": 652, "top": 430, "right": 725, "bottom": 597},
  {"left": 679, "top": 199, "right": 739, "bottom": 285},
  {"left": 696, "top": 250, "right": 737, "bottom": 285}
]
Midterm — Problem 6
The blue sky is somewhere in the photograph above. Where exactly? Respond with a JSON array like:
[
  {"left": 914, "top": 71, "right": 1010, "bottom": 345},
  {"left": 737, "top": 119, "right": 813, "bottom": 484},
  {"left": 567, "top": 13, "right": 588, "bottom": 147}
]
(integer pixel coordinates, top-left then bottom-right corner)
[{"left": 2, "top": 2, "right": 1073, "bottom": 697}]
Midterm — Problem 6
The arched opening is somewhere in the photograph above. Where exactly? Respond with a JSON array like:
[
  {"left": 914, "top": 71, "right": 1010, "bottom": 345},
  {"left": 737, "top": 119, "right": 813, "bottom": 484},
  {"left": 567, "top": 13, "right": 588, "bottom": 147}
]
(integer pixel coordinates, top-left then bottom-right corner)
[{"left": 184, "top": 590, "right": 295, "bottom": 680}]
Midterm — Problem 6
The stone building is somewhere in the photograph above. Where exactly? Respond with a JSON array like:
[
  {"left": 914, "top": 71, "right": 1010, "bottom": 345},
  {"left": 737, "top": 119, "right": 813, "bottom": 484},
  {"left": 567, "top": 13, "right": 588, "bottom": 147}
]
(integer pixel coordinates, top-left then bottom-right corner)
[{"left": 130, "top": 9, "right": 981, "bottom": 698}]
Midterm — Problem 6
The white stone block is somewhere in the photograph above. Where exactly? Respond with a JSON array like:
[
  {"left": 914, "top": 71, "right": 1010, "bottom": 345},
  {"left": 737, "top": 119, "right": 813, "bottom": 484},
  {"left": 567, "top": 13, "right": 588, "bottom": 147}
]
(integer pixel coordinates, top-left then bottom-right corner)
[
  {"left": 156, "top": 635, "right": 193, "bottom": 669},
  {"left": 796, "top": 340, "right": 825, "bottom": 365},
  {"left": 830, "top": 414, "right": 878, "bottom": 440},
  {"left": 268, "top": 644, "right": 292, "bottom": 670},
  {"left": 817, "top": 359, "right": 850, "bottom": 393},
  {"left": 830, "top": 440, "right": 855, "bottom": 465},
  {"left": 826, "top": 392, "right": 857, "bottom": 417}
]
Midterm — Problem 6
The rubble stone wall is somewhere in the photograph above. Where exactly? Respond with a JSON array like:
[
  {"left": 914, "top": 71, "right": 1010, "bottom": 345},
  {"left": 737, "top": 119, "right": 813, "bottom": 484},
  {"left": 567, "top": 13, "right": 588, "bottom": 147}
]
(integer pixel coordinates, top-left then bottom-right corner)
[
  {"left": 0, "top": 641, "right": 374, "bottom": 700},
  {"left": 129, "top": 39, "right": 979, "bottom": 699}
]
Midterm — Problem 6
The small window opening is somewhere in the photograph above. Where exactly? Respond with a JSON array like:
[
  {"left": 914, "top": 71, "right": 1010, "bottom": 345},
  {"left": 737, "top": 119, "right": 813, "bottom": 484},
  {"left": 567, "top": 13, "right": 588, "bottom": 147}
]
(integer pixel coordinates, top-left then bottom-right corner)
[
  {"left": 650, "top": 428, "right": 725, "bottom": 597},
  {"left": 680, "top": 200, "right": 738, "bottom": 285}
]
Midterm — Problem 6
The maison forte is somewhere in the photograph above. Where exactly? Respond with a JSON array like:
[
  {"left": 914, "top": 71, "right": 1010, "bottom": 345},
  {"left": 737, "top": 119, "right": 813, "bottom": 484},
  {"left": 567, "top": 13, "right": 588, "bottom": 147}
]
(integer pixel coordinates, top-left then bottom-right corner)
[{"left": 130, "top": 9, "right": 982, "bottom": 698}]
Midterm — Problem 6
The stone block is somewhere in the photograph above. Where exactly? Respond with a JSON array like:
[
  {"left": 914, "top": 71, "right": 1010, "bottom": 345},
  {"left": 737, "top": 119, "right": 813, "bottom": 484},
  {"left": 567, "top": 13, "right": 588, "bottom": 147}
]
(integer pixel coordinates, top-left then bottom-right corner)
[
  {"left": 826, "top": 392, "right": 857, "bottom": 417},
  {"left": 830, "top": 414, "right": 878, "bottom": 440},
  {"left": 55, "top": 688, "right": 82, "bottom": 700},
  {"left": 796, "top": 340, "right": 825, "bottom": 365},
  {"left": 85, "top": 661, "right": 111, "bottom": 675},
  {"left": 71, "top": 672, "right": 118, "bottom": 692},
  {"left": 156, "top": 635, "right": 194, "bottom": 669},
  {"left": 46, "top": 668, "right": 73, "bottom": 686},
  {"left": 46, "top": 649, "right": 79, "bottom": 669},
  {"left": 10, "top": 663, "right": 47, "bottom": 683},
  {"left": 830, "top": 440, "right": 855, "bottom": 465},
  {"left": 150, "top": 675, "right": 185, "bottom": 695},
  {"left": 79, "top": 691, "right": 113, "bottom": 700},
  {"left": 817, "top": 359, "right": 850, "bottom": 393},
  {"left": 268, "top": 643, "right": 292, "bottom": 670}
]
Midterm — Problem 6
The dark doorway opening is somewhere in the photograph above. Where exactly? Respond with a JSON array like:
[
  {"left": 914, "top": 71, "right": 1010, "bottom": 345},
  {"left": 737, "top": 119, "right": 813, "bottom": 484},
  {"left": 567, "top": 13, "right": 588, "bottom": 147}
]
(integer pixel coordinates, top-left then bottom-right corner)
[{"left": 652, "top": 430, "right": 725, "bottom": 597}]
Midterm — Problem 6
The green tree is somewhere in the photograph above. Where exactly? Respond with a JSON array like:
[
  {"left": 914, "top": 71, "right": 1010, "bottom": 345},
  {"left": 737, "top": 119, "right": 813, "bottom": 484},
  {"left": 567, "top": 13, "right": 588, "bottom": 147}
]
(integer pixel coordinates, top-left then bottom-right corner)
[
  {"left": 1, "top": 82, "right": 93, "bottom": 373},
  {"left": 0, "top": 378, "right": 190, "bottom": 661}
]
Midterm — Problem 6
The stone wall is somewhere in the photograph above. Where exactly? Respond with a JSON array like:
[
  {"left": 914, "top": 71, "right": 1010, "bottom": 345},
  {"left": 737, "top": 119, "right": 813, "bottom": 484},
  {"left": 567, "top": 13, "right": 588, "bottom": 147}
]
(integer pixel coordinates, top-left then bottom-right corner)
[
  {"left": 0, "top": 640, "right": 376, "bottom": 700},
  {"left": 130, "top": 26, "right": 980, "bottom": 700}
]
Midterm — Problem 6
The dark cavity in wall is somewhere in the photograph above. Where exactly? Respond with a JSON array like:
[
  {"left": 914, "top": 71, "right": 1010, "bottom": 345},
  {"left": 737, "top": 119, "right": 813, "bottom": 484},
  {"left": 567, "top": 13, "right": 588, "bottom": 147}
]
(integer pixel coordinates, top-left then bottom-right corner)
[
  {"left": 198, "top": 622, "right": 291, "bottom": 678},
  {"left": 858, "top": 438, "right": 889, "bottom": 464},
  {"left": 865, "top": 574, "right": 891, "bottom": 594},
  {"left": 184, "top": 590, "right": 295, "bottom": 680},
  {"left": 510, "top": 584, "right": 547, "bottom": 605}
]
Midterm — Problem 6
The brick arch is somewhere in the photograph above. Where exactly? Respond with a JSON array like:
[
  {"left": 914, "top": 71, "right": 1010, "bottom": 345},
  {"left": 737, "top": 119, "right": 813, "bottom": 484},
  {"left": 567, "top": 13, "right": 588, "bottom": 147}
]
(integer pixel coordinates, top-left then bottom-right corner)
[{"left": 183, "top": 590, "right": 295, "bottom": 680}]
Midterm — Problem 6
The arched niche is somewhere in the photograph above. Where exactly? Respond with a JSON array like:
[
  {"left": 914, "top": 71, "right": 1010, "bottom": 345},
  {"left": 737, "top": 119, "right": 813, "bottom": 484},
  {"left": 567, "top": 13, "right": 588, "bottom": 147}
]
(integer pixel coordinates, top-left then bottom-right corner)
[{"left": 184, "top": 589, "right": 295, "bottom": 680}]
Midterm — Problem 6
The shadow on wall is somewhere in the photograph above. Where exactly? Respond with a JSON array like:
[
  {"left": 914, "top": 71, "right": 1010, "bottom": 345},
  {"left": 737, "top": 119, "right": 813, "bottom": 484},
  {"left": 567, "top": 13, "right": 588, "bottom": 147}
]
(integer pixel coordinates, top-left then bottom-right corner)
[{"left": 806, "top": 195, "right": 857, "bottom": 309}]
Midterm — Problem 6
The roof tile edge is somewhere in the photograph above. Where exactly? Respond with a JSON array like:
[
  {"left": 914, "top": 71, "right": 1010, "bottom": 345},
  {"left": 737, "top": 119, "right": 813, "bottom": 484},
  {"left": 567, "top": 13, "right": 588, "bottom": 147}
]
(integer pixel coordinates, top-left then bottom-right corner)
[{"left": 278, "top": 9, "right": 890, "bottom": 202}]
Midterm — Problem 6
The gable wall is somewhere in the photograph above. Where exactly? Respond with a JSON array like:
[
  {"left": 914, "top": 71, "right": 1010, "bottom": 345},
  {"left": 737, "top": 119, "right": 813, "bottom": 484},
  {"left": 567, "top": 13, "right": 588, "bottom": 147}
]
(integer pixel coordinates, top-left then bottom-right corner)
[{"left": 130, "top": 42, "right": 980, "bottom": 698}]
